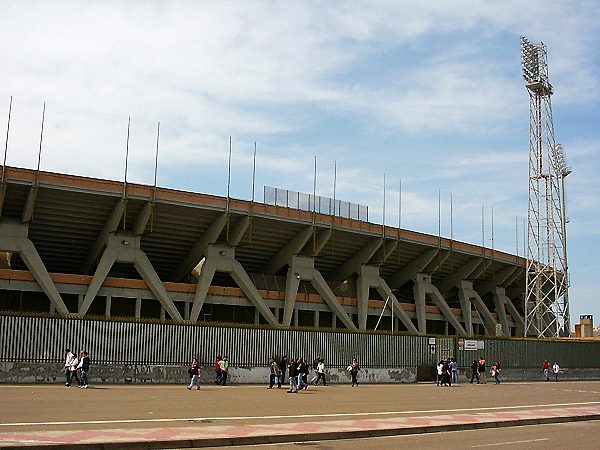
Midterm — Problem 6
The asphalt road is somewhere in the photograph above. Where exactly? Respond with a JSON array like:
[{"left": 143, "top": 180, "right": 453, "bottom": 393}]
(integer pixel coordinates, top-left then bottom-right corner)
[{"left": 1, "top": 380, "right": 600, "bottom": 447}]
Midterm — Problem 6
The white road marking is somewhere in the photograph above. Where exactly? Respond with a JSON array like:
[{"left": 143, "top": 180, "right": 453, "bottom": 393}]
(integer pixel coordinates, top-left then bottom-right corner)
[
  {"left": 470, "top": 437, "right": 549, "bottom": 447},
  {"left": 1, "top": 401, "right": 599, "bottom": 427}
]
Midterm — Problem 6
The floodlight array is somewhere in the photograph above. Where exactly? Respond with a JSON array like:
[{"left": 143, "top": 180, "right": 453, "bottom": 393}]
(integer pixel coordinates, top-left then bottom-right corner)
[
  {"left": 520, "top": 36, "right": 540, "bottom": 83},
  {"left": 552, "top": 144, "right": 572, "bottom": 177}
]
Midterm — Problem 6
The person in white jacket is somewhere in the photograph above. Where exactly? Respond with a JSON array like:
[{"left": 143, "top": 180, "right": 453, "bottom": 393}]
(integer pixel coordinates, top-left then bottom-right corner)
[
  {"left": 553, "top": 362, "right": 560, "bottom": 382},
  {"left": 64, "top": 349, "right": 75, "bottom": 387}
]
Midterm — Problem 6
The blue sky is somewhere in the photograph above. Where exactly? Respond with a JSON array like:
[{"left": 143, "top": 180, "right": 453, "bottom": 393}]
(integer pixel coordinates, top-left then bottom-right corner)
[{"left": 1, "top": 1, "right": 599, "bottom": 328}]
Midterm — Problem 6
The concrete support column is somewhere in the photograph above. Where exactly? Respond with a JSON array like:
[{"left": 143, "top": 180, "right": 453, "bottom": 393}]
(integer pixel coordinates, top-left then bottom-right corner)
[
  {"left": 285, "top": 256, "right": 356, "bottom": 330},
  {"left": 413, "top": 276, "right": 428, "bottom": 334},
  {"left": 190, "top": 244, "right": 279, "bottom": 326},
  {"left": 414, "top": 273, "right": 467, "bottom": 336},
  {"left": 314, "top": 310, "right": 320, "bottom": 328},
  {"left": 355, "top": 264, "right": 418, "bottom": 333},
  {"left": 105, "top": 295, "right": 112, "bottom": 318},
  {"left": 0, "top": 220, "right": 69, "bottom": 315},
  {"left": 135, "top": 297, "right": 142, "bottom": 318},
  {"left": 80, "top": 233, "right": 182, "bottom": 321}
]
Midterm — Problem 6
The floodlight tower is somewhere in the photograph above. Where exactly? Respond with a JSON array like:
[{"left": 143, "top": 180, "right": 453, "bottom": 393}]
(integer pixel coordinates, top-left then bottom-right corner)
[{"left": 521, "top": 36, "right": 570, "bottom": 337}]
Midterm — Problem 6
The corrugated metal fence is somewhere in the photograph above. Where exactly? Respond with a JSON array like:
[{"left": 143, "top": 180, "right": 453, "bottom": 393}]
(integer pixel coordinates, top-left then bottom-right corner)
[{"left": 1, "top": 315, "right": 599, "bottom": 368}]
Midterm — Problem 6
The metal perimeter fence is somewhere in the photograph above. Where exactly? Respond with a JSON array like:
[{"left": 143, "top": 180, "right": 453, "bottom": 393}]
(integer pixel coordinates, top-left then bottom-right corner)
[{"left": 1, "top": 314, "right": 599, "bottom": 369}]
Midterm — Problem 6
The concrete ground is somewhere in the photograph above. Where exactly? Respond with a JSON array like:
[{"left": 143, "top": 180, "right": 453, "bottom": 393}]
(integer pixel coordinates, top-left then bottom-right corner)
[{"left": 1, "top": 380, "right": 600, "bottom": 448}]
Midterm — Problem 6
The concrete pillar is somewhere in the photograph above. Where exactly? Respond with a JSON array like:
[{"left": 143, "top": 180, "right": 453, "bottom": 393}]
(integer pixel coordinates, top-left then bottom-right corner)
[
  {"left": 135, "top": 297, "right": 142, "bottom": 318},
  {"left": 314, "top": 310, "right": 320, "bottom": 328},
  {"left": 105, "top": 295, "right": 112, "bottom": 318}
]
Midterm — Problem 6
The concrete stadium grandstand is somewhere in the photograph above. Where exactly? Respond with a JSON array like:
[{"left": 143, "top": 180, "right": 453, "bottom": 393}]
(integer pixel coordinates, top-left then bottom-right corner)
[{"left": 0, "top": 165, "right": 526, "bottom": 336}]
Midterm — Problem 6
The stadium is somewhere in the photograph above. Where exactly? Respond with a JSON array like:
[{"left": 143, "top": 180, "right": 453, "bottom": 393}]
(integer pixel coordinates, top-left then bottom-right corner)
[{"left": 0, "top": 165, "right": 525, "bottom": 337}]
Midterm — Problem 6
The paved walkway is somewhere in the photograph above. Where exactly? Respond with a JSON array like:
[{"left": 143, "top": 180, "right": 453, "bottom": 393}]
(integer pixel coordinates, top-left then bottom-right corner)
[
  {"left": 3, "top": 382, "right": 600, "bottom": 449},
  {"left": 1, "top": 404, "right": 600, "bottom": 448}
]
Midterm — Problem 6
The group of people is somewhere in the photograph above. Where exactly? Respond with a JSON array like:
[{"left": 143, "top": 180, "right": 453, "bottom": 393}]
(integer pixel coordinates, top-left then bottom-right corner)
[
  {"left": 468, "top": 356, "right": 501, "bottom": 384},
  {"left": 543, "top": 359, "right": 561, "bottom": 381},
  {"left": 63, "top": 348, "right": 91, "bottom": 388},
  {"left": 271, "top": 355, "right": 330, "bottom": 393},
  {"left": 186, "top": 355, "right": 230, "bottom": 390},
  {"left": 186, "top": 354, "right": 362, "bottom": 391},
  {"left": 436, "top": 358, "right": 458, "bottom": 386},
  {"left": 185, "top": 354, "right": 564, "bottom": 389}
]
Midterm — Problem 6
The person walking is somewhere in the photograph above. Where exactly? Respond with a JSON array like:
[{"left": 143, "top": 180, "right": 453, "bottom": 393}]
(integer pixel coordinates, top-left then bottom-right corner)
[
  {"left": 543, "top": 359, "right": 550, "bottom": 381},
  {"left": 279, "top": 355, "right": 288, "bottom": 385},
  {"left": 470, "top": 359, "right": 480, "bottom": 384},
  {"left": 478, "top": 356, "right": 487, "bottom": 384},
  {"left": 311, "top": 355, "right": 320, "bottom": 384},
  {"left": 553, "top": 361, "right": 560, "bottom": 381},
  {"left": 450, "top": 358, "right": 458, "bottom": 384},
  {"left": 69, "top": 351, "right": 82, "bottom": 387},
  {"left": 219, "top": 356, "right": 229, "bottom": 386},
  {"left": 436, "top": 360, "right": 444, "bottom": 387},
  {"left": 187, "top": 357, "right": 201, "bottom": 390},
  {"left": 214, "top": 356, "right": 222, "bottom": 384},
  {"left": 268, "top": 358, "right": 281, "bottom": 389},
  {"left": 348, "top": 358, "right": 360, "bottom": 387},
  {"left": 78, "top": 351, "right": 90, "bottom": 388},
  {"left": 296, "top": 357, "right": 309, "bottom": 391},
  {"left": 287, "top": 357, "right": 298, "bottom": 393},
  {"left": 314, "top": 358, "right": 327, "bottom": 386},
  {"left": 64, "top": 349, "right": 75, "bottom": 387},
  {"left": 491, "top": 361, "right": 501, "bottom": 384}
]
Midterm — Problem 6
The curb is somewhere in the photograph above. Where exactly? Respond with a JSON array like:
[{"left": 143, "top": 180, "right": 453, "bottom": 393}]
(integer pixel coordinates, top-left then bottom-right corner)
[{"left": 3, "top": 412, "right": 600, "bottom": 449}]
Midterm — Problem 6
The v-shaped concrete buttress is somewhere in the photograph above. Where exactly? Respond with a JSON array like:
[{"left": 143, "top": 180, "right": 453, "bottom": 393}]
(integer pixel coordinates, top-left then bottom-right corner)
[
  {"left": 413, "top": 273, "right": 467, "bottom": 336},
  {"left": 301, "top": 228, "right": 332, "bottom": 256},
  {"left": 132, "top": 201, "right": 154, "bottom": 236},
  {"left": 478, "top": 266, "right": 518, "bottom": 296},
  {"left": 494, "top": 287, "right": 525, "bottom": 332},
  {"left": 284, "top": 256, "right": 356, "bottom": 330},
  {"left": 387, "top": 248, "right": 439, "bottom": 289},
  {"left": 228, "top": 216, "right": 250, "bottom": 247},
  {"left": 79, "top": 233, "right": 182, "bottom": 321},
  {"left": 458, "top": 280, "right": 498, "bottom": 335},
  {"left": 330, "top": 238, "right": 382, "bottom": 283},
  {"left": 356, "top": 265, "right": 418, "bottom": 333},
  {"left": 171, "top": 213, "right": 227, "bottom": 281},
  {"left": 81, "top": 198, "right": 126, "bottom": 274},
  {"left": 189, "top": 244, "right": 279, "bottom": 326},
  {"left": 437, "top": 257, "right": 482, "bottom": 295},
  {"left": 0, "top": 220, "right": 69, "bottom": 314},
  {"left": 263, "top": 226, "right": 313, "bottom": 275}
]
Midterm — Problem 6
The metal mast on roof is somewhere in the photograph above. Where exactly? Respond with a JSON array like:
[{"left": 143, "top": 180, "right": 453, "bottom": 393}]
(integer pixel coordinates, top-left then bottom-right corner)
[
  {"left": 122, "top": 116, "right": 130, "bottom": 231},
  {"left": 521, "top": 36, "right": 570, "bottom": 337},
  {"left": 0, "top": 96, "right": 12, "bottom": 215}
]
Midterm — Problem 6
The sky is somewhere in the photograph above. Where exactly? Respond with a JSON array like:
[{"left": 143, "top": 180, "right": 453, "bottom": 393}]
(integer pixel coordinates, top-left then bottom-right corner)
[{"left": 1, "top": 1, "right": 599, "bottom": 329}]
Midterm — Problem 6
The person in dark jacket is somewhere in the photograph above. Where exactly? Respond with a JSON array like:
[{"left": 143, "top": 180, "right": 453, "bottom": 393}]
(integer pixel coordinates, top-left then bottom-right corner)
[
  {"left": 348, "top": 358, "right": 360, "bottom": 387},
  {"left": 78, "top": 351, "right": 91, "bottom": 389},
  {"left": 478, "top": 357, "right": 487, "bottom": 384},
  {"left": 470, "top": 359, "right": 480, "bottom": 384},
  {"left": 187, "top": 357, "right": 201, "bottom": 390},
  {"left": 297, "top": 358, "right": 309, "bottom": 391},
  {"left": 279, "top": 355, "right": 288, "bottom": 384},
  {"left": 287, "top": 358, "right": 298, "bottom": 393}
]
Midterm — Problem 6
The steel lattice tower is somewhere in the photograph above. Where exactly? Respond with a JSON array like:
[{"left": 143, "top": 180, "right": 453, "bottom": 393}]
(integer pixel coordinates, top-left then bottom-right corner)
[{"left": 521, "top": 36, "right": 570, "bottom": 337}]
